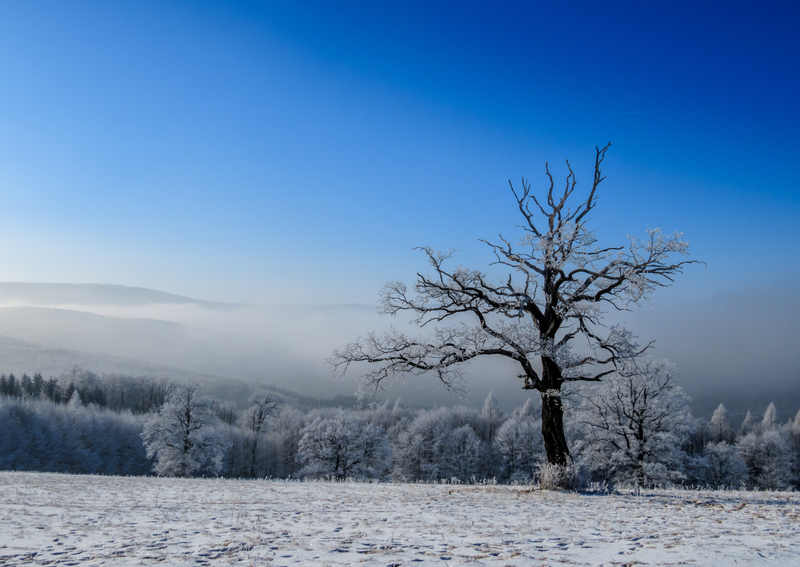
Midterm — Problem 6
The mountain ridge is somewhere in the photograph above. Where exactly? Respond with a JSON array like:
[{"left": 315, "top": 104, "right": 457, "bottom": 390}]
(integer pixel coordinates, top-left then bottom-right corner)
[
  {"left": 0, "top": 282, "right": 376, "bottom": 312},
  {"left": 0, "top": 282, "right": 240, "bottom": 309}
]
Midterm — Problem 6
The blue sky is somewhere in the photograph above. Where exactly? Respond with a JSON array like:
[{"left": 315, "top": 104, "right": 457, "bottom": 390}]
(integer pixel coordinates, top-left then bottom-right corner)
[{"left": 1, "top": 0, "right": 798, "bottom": 306}]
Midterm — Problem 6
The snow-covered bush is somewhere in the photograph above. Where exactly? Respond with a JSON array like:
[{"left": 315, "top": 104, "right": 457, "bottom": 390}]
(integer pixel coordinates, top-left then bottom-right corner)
[{"left": 537, "top": 458, "right": 587, "bottom": 491}]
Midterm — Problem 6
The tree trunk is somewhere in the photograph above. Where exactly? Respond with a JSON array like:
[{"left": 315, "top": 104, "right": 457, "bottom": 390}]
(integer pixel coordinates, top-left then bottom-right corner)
[
  {"left": 541, "top": 391, "right": 570, "bottom": 466},
  {"left": 540, "top": 356, "right": 570, "bottom": 466},
  {"left": 251, "top": 437, "right": 258, "bottom": 478}
]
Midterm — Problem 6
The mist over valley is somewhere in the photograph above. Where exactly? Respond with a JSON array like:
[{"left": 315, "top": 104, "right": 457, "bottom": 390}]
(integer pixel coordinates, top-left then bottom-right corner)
[{"left": 0, "top": 282, "right": 797, "bottom": 421}]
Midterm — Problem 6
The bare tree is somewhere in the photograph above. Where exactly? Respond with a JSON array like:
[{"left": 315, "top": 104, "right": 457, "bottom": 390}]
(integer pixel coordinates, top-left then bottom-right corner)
[{"left": 331, "top": 144, "right": 696, "bottom": 468}]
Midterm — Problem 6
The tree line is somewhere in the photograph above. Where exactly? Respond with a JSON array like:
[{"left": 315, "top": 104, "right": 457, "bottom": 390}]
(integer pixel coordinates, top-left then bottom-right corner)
[
  {"left": 0, "top": 369, "right": 173, "bottom": 413},
  {"left": 1, "top": 367, "right": 799, "bottom": 490}
]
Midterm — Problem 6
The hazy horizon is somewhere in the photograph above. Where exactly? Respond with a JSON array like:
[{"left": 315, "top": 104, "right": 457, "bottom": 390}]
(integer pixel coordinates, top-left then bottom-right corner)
[{"left": 0, "top": 281, "right": 797, "bottom": 421}]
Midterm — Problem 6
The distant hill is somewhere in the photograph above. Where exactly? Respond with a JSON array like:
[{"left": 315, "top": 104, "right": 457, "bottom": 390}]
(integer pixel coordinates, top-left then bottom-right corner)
[
  {"left": 0, "top": 305, "right": 319, "bottom": 388},
  {"left": 0, "top": 282, "right": 239, "bottom": 310}
]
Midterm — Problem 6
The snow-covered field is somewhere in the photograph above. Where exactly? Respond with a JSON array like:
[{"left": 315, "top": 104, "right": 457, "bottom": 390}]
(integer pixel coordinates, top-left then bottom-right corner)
[{"left": 1, "top": 472, "right": 798, "bottom": 566}]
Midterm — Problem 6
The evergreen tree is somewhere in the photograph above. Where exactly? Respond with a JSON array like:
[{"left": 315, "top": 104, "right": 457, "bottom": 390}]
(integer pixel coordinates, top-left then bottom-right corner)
[
  {"left": 740, "top": 411, "right": 756, "bottom": 436},
  {"left": 705, "top": 403, "right": 735, "bottom": 444},
  {"left": 761, "top": 402, "right": 778, "bottom": 431},
  {"left": 479, "top": 392, "right": 504, "bottom": 478}
]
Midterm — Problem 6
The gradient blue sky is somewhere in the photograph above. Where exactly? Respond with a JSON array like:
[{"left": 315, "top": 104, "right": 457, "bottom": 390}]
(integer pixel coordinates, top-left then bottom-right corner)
[{"left": 1, "top": 0, "right": 798, "bottom": 306}]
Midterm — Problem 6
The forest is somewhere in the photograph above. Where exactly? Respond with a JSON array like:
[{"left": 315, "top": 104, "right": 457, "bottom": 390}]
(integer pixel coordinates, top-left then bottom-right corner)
[{"left": 1, "top": 366, "right": 798, "bottom": 490}]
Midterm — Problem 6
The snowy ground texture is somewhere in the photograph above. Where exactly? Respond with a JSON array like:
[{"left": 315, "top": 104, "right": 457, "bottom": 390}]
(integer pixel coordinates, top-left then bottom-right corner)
[{"left": 1, "top": 472, "right": 798, "bottom": 567}]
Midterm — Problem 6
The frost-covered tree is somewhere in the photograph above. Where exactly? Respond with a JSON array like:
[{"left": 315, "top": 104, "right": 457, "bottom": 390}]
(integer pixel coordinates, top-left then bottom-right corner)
[
  {"left": 68, "top": 389, "right": 82, "bottom": 407},
  {"left": 141, "top": 384, "right": 227, "bottom": 477},
  {"left": 497, "top": 411, "right": 544, "bottom": 483},
  {"left": 372, "top": 398, "right": 414, "bottom": 447},
  {"left": 739, "top": 411, "right": 756, "bottom": 436},
  {"left": 0, "top": 397, "right": 149, "bottom": 475},
  {"left": 737, "top": 428, "right": 795, "bottom": 490},
  {"left": 392, "top": 406, "right": 489, "bottom": 482},
  {"left": 761, "top": 402, "right": 778, "bottom": 431},
  {"left": 216, "top": 422, "right": 250, "bottom": 477},
  {"left": 704, "top": 403, "right": 735, "bottom": 445},
  {"left": 577, "top": 358, "right": 694, "bottom": 486},
  {"left": 264, "top": 406, "right": 305, "bottom": 478},
  {"left": 240, "top": 392, "right": 278, "bottom": 477},
  {"left": 788, "top": 409, "right": 800, "bottom": 489},
  {"left": 479, "top": 391, "right": 504, "bottom": 478},
  {"left": 689, "top": 442, "right": 748, "bottom": 488},
  {"left": 446, "top": 425, "right": 483, "bottom": 481},
  {"left": 393, "top": 407, "right": 454, "bottom": 481},
  {"left": 297, "top": 409, "right": 390, "bottom": 480},
  {"left": 331, "top": 144, "right": 695, "bottom": 469}
]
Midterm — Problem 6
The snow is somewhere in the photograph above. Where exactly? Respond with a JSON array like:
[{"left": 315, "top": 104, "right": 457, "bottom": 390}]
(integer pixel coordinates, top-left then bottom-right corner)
[{"left": 1, "top": 472, "right": 798, "bottom": 566}]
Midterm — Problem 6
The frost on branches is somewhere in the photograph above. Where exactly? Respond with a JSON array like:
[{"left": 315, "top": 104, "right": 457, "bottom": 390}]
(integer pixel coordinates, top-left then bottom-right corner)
[
  {"left": 141, "top": 384, "right": 227, "bottom": 477},
  {"left": 331, "top": 143, "right": 696, "bottom": 470}
]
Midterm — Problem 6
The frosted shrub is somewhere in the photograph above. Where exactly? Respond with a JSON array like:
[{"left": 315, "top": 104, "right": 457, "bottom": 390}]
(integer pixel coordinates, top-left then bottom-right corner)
[{"left": 537, "top": 458, "right": 587, "bottom": 491}]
